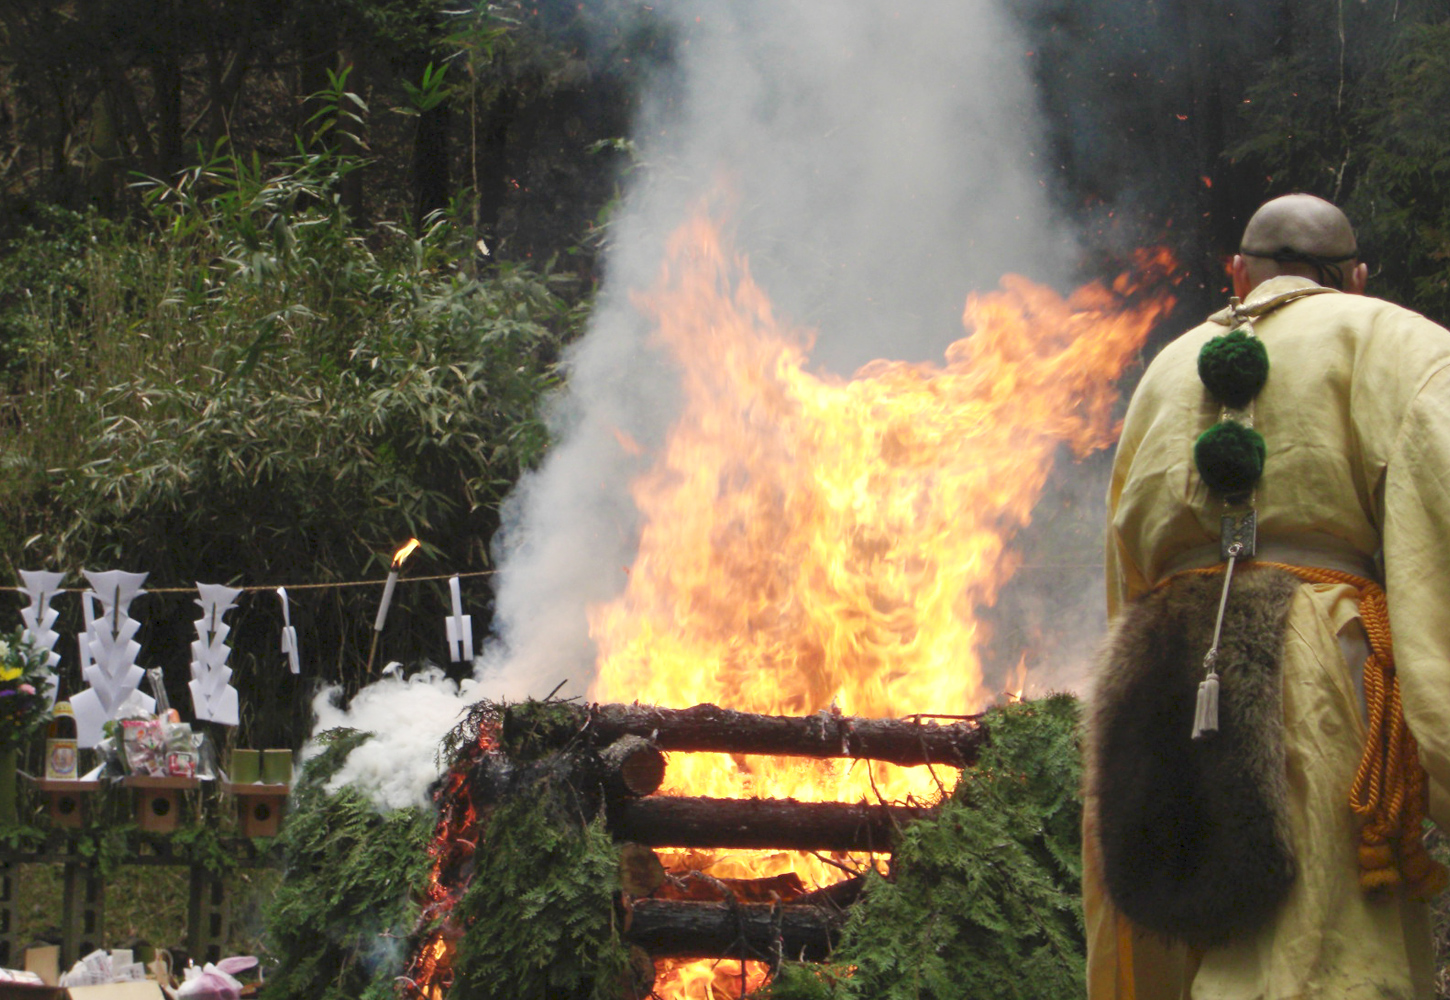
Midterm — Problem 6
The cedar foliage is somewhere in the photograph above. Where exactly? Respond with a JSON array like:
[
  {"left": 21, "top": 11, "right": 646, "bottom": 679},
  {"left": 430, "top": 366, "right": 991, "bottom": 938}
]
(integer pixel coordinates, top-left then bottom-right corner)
[
  {"left": 762, "top": 695, "right": 1085, "bottom": 1000},
  {"left": 448, "top": 782, "right": 630, "bottom": 999},
  {"left": 261, "top": 728, "right": 435, "bottom": 1000},
  {"left": 433, "top": 699, "right": 633, "bottom": 999}
]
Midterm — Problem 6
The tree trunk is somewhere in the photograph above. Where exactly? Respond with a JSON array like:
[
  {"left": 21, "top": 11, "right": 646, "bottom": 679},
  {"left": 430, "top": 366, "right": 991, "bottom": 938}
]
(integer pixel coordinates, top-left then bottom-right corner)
[
  {"left": 336, "top": 47, "right": 366, "bottom": 225},
  {"left": 413, "top": 99, "right": 451, "bottom": 229},
  {"left": 151, "top": 46, "right": 183, "bottom": 179},
  {"left": 473, "top": 87, "right": 518, "bottom": 261},
  {"left": 610, "top": 795, "right": 934, "bottom": 853},
  {"left": 623, "top": 898, "right": 845, "bottom": 962},
  {"left": 295, "top": 8, "right": 334, "bottom": 140},
  {"left": 580, "top": 702, "right": 986, "bottom": 768},
  {"left": 203, "top": 22, "right": 254, "bottom": 148}
]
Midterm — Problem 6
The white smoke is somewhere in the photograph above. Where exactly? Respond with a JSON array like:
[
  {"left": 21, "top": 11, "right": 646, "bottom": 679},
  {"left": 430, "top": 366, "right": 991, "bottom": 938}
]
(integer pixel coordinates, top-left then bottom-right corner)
[{"left": 312, "top": 0, "right": 1110, "bottom": 809}]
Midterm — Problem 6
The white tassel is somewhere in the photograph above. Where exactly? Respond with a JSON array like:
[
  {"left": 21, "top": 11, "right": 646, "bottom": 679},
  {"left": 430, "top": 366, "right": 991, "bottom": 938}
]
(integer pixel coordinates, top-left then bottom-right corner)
[{"left": 1192, "top": 672, "right": 1220, "bottom": 740}]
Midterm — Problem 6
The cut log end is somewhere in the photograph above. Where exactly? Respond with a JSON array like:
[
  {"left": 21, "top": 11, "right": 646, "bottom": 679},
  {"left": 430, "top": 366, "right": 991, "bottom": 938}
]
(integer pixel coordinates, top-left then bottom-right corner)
[{"left": 602, "top": 735, "right": 667, "bottom": 797}]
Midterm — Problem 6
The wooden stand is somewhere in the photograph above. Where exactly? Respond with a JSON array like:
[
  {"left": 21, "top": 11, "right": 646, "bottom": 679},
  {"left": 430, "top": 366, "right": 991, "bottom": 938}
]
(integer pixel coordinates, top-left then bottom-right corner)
[
  {"left": 24, "top": 775, "right": 103, "bottom": 829},
  {"left": 223, "top": 781, "right": 290, "bottom": 838},
  {"left": 123, "top": 775, "right": 200, "bottom": 833}
]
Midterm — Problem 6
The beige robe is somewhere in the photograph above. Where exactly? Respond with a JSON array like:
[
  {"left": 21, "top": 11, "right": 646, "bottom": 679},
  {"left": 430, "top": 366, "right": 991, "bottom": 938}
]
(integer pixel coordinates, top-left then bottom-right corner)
[{"left": 1086, "top": 275, "right": 1450, "bottom": 1000}]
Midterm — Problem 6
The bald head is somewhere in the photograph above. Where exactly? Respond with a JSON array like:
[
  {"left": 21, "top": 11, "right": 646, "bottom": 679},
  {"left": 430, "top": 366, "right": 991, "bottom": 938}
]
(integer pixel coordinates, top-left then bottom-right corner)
[{"left": 1232, "top": 194, "right": 1367, "bottom": 296}]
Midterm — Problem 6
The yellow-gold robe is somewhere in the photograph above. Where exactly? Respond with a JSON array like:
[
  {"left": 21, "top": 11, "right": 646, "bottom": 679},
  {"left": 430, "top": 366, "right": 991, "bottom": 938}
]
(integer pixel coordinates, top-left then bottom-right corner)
[{"left": 1086, "top": 275, "right": 1450, "bottom": 1000}]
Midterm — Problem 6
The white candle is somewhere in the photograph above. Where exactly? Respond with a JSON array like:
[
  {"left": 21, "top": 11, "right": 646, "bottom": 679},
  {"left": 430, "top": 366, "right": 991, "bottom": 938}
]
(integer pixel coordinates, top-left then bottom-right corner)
[{"left": 374, "top": 570, "right": 399, "bottom": 632}]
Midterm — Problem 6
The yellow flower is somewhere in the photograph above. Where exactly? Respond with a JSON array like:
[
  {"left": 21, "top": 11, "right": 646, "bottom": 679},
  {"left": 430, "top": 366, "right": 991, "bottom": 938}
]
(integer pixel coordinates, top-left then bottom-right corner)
[{"left": 0, "top": 664, "right": 21, "bottom": 682}]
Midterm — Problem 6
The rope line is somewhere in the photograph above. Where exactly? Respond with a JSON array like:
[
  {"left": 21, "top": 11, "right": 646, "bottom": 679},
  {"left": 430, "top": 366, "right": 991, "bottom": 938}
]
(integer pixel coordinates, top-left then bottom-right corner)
[
  {"left": 0, "top": 568, "right": 498, "bottom": 596},
  {"left": 1182, "top": 560, "right": 1447, "bottom": 899}
]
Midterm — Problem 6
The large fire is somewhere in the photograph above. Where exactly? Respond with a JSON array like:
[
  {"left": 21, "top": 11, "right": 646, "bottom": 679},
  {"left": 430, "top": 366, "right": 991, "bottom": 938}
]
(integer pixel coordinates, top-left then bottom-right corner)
[
  {"left": 408, "top": 210, "right": 1176, "bottom": 1000},
  {"left": 587, "top": 210, "right": 1177, "bottom": 997}
]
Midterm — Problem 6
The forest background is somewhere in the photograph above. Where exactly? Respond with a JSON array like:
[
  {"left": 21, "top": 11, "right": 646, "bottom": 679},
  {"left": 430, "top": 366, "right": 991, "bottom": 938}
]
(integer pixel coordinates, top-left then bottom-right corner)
[{"left": 1, "top": 0, "right": 1449, "bottom": 753}]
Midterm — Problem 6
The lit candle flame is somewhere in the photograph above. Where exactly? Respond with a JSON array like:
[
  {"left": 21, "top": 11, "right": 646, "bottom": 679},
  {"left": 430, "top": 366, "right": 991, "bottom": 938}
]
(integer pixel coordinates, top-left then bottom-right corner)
[{"left": 392, "top": 538, "right": 422, "bottom": 568}]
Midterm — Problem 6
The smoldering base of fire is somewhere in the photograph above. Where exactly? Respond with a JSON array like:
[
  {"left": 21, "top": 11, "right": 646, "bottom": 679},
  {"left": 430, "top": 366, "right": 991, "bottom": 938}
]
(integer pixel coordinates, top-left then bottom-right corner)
[{"left": 266, "top": 694, "right": 1086, "bottom": 1000}]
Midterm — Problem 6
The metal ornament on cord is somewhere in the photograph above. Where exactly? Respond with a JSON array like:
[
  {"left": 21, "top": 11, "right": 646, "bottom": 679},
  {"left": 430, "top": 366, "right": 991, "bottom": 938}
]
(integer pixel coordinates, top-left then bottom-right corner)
[{"left": 1189, "top": 521, "right": 1258, "bottom": 739}]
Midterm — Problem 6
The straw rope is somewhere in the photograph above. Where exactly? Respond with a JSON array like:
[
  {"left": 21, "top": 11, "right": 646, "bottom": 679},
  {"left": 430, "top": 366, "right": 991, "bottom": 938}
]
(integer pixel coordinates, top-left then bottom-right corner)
[{"left": 0, "top": 568, "right": 497, "bottom": 596}]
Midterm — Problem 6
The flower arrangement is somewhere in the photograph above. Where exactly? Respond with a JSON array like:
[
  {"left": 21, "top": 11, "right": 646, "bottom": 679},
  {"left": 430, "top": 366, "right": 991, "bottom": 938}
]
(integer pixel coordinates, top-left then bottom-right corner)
[{"left": 0, "top": 628, "right": 54, "bottom": 756}]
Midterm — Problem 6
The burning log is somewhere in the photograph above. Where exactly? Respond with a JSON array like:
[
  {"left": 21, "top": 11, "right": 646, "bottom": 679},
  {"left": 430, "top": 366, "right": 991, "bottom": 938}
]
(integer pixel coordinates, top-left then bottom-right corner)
[
  {"left": 793, "top": 873, "right": 866, "bottom": 910},
  {"left": 611, "top": 795, "right": 935, "bottom": 852},
  {"left": 623, "top": 898, "right": 846, "bottom": 962},
  {"left": 583, "top": 702, "right": 985, "bottom": 767},
  {"left": 601, "top": 735, "right": 667, "bottom": 797}
]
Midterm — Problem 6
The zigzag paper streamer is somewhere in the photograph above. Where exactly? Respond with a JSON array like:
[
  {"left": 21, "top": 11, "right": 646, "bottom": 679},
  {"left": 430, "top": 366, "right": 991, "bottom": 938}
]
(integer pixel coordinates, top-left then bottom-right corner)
[
  {"left": 189, "top": 583, "right": 242, "bottom": 725},
  {"left": 18, "top": 569, "right": 65, "bottom": 707},
  {"left": 71, "top": 570, "right": 154, "bottom": 747}
]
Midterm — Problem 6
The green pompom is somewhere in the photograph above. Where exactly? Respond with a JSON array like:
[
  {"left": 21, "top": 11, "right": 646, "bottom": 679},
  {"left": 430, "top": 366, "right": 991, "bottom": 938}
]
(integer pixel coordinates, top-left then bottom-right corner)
[
  {"left": 1198, "top": 329, "right": 1269, "bottom": 410},
  {"left": 1195, "top": 420, "right": 1266, "bottom": 496}
]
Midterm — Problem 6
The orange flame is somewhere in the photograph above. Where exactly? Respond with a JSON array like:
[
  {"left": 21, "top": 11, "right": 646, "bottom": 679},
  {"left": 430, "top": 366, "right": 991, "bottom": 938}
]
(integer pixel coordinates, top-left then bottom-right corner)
[
  {"left": 587, "top": 209, "right": 1176, "bottom": 999},
  {"left": 408, "top": 726, "right": 496, "bottom": 999},
  {"left": 393, "top": 538, "right": 422, "bottom": 568}
]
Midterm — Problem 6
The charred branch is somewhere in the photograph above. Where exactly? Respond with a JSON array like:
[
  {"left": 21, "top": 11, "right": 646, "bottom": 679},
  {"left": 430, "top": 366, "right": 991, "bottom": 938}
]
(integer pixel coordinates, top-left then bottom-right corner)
[
  {"left": 624, "top": 898, "right": 845, "bottom": 963},
  {"left": 584, "top": 702, "right": 985, "bottom": 768},
  {"left": 611, "top": 796, "right": 935, "bottom": 853}
]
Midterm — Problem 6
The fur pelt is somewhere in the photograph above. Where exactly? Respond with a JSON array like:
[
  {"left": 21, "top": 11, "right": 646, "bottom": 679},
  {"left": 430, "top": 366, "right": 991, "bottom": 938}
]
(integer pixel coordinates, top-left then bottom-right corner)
[{"left": 1085, "top": 566, "right": 1300, "bottom": 949}]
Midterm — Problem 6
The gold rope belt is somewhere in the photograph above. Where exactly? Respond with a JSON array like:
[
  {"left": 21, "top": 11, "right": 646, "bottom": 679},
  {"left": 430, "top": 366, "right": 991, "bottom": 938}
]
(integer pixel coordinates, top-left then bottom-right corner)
[{"left": 1181, "top": 560, "right": 1448, "bottom": 898}]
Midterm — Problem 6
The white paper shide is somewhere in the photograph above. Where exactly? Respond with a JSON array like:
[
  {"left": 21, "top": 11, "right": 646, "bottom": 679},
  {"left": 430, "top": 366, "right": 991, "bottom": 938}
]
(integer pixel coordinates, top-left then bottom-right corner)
[
  {"left": 18, "top": 568, "right": 65, "bottom": 707},
  {"left": 189, "top": 583, "right": 242, "bottom": 726},
  {"left": 71, "top": 570, "right": 155, "bottom": 747},
  {"left": 277, "top": 586, "right": 301, "bottom": 675}
]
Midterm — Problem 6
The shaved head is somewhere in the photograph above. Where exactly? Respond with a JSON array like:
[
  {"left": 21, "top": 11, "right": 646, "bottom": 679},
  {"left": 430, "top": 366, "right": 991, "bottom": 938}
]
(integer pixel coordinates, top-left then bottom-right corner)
[{"left": 1233, "top": 194, "right": 1366, "bottom": 295}]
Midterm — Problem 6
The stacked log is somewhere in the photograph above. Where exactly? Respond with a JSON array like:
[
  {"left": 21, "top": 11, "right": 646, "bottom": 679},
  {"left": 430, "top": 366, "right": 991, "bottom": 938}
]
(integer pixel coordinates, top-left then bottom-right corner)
[
  {"left": 492, "top": 701, "right": 985, "bottom": 967},
  {"left": 612, "top": 796, "right": 934, "bottom": 853},
  {"left": 581, "top": 702, "right": 987, "bottom": 768}
]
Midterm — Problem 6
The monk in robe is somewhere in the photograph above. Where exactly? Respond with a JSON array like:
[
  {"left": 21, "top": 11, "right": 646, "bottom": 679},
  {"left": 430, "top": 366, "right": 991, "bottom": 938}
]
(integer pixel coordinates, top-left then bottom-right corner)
[{"left": 1083, "top": 193, "right": 1450, "bottom": 999}]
